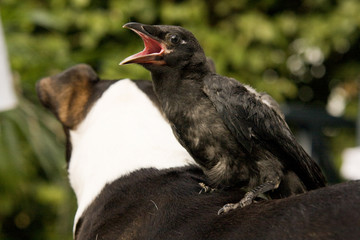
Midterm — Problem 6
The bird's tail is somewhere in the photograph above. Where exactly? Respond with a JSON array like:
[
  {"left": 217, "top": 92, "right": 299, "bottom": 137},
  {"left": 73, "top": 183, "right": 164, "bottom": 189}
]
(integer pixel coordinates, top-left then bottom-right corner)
[{"left": 287, "top": 140, "right": 327, "bottom": 191}]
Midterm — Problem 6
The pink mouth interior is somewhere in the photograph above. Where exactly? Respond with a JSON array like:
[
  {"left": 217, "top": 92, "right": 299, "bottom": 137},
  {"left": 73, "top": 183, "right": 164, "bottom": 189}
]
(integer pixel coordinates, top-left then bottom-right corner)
[{"left": 131, "top": 30, "right": 164, "bottom": 58}]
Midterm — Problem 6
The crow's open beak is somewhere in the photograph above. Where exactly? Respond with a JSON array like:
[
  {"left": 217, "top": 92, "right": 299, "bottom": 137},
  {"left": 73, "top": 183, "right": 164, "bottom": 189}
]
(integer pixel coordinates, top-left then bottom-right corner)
[{"left": 119, "top": 22, "right": 166, "bottom": 65}]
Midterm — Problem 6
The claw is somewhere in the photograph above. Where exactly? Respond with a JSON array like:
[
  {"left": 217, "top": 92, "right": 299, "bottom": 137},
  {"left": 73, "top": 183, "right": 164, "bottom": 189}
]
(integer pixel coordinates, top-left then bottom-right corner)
[
  {"left": 217, "top": 180, "right": 278, "bottom": 215},
  {"left": 218, "top": 192, "right": 255, "bottom": 215},
  {"left": 198, "top": 182, "right": 216, "bottom": 194},
  {"left": 217, "top": 203, "right": 240, "bottom": 215},
  {"left": 217, "top": 207, "right": 225, "bottom": 215}
]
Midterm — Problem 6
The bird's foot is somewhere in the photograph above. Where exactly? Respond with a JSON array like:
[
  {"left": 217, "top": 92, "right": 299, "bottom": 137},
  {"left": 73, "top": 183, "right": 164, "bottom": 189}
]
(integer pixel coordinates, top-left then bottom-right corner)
[
  {"left": 199, "top": 182, "right": 217, "bottom": 194},
  {"left": 217, "top": 191, "right": 255, "bottom": 215},
  {"left": 217, "top": 202, "right": 240, "bottom": 215},
  {"left": 217, "top": 179, "right": 280, "bottom": 215},
  {"left": 239, "top": 191, "right": 255, "bottom": 207}
]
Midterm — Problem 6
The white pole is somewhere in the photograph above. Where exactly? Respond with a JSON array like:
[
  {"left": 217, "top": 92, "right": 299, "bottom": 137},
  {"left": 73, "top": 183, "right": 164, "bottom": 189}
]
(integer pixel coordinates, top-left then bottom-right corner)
[
  {"left": 0, "top": 14, "right": 17, "bottom": 112},
  {"left": 357, "top": 87, "right": 360, "bottom": 146}
]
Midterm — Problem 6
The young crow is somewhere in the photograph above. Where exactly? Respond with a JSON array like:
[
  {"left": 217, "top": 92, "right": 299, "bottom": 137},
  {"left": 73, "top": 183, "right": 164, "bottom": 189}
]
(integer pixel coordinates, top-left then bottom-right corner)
[{"left": 120, "top": 22, "right": 326, "bottom": 214}]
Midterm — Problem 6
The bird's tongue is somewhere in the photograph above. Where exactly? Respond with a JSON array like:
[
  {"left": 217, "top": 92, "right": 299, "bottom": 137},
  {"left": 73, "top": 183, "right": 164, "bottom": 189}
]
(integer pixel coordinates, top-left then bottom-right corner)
[{"left": 120, "top": 30, "right": 165, "bottom": 65}]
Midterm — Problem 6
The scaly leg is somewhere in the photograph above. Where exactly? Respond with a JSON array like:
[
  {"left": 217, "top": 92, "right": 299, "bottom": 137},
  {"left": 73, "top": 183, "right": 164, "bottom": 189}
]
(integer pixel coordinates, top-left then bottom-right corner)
[{"left": 218, "top": 178, "right": 280, "bottom": 215}]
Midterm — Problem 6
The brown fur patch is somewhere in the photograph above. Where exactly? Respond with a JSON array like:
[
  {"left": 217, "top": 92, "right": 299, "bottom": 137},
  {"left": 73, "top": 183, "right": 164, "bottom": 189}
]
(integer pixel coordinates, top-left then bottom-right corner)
[{"left": 36, "top": 64, "right": 99, "bottom": 129}]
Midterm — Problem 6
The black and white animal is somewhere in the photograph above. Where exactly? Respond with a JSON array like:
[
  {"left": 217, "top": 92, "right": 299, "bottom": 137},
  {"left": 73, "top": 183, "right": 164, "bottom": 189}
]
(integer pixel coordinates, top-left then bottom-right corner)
[
  {"left": 120, "top": 22, "right": 326, "bottom": 213},
  {"left": 37, "top": 64, "right": 360, "bottom": 240},
  {"left": 36, "top": 64, "right": 195, "bottom": 235}
]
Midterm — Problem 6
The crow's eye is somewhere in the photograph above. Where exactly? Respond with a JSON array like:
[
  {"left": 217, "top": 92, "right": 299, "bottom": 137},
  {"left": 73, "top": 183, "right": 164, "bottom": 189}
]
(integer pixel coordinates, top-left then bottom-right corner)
[{"left": 167, "top": 34, "right": 181, "bottom": 45}]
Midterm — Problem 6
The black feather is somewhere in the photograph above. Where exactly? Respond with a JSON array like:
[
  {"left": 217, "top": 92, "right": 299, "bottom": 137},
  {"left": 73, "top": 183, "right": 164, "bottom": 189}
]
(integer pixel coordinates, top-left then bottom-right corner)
[
  {"left": 121, "top": 23, "right": 326, "bottom": 208},
  {"left": 203, "top": 75, "right": 325, "bottom": 190}
]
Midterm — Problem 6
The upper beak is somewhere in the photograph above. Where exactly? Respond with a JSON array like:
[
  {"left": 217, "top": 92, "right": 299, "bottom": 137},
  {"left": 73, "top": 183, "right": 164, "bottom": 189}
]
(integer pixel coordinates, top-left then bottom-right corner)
[{"left": 119, "top": 22, "right": 166, "bottom": 65}]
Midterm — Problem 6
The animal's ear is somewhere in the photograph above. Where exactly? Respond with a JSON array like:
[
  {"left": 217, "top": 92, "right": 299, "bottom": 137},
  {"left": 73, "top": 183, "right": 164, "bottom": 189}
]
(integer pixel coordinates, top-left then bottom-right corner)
[{"left": 36, "top": 64, "right": 99, "bottom": 129}]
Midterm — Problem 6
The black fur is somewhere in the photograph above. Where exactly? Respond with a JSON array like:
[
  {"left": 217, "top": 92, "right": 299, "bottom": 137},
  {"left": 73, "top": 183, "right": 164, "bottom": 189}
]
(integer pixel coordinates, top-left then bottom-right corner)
[{"left": 75, "top": 166, "right": 360, "bottom": 240}]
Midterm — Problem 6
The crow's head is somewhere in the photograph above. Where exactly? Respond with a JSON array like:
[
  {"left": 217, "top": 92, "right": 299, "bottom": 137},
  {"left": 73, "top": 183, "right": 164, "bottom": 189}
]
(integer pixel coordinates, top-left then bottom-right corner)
[{"left": 120, "top": 22, "right": 207, "bottom": 71}]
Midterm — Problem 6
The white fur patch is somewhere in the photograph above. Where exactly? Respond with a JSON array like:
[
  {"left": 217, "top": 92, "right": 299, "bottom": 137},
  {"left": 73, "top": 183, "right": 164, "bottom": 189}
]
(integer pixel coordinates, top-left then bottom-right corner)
[{"left": 68, "top": 79, "right": 194, "bottom": 231}]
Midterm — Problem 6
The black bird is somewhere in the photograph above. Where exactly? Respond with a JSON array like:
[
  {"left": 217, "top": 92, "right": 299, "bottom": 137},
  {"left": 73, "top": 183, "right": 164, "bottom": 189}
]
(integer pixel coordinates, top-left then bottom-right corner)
[{"left": 120, "top": 22, "right": 326, "bottom": 214}]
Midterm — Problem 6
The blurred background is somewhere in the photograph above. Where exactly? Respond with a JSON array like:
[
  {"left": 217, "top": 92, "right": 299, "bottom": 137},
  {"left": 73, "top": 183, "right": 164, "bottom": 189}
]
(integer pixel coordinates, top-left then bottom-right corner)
[{"left": 0, "top": 0, "right": 359, "bottom": 239}]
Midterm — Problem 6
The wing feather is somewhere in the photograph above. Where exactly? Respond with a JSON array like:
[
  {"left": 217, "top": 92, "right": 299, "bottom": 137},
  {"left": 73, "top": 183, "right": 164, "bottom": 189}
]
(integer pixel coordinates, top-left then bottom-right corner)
[{"left": 203, "top": 74, "right": 326, "bottom": 190}]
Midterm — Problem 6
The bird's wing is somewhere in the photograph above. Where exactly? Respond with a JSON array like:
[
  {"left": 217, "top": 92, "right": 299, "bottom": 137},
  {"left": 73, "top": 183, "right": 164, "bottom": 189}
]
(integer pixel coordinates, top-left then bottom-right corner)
[
  {"left": 202, "top": 74, "right": 326, "bottom": 190},
  {"left": 259, "top": 92, "right": 285, "bottom": 119}
]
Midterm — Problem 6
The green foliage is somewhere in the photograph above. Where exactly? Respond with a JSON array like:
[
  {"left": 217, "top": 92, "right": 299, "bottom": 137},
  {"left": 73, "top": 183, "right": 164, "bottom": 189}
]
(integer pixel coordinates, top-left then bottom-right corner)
[
  {"left": 1, "top": 0, "right": 359, "bottom": 239},
  {"left": 0, "top": 98, "right": 76, "bottom": 240},
  {"left": 2, "top": 0, "right": 360, "bottom": 103}
]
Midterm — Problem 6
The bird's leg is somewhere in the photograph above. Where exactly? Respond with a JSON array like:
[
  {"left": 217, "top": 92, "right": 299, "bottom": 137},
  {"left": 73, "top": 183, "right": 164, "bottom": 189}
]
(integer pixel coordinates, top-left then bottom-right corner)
[
  {"left": 198, "top": 182, "right": 217, "bottom": 194},
  {"left": 218, "top": 178, "right": 280, "bottom": 215}
]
